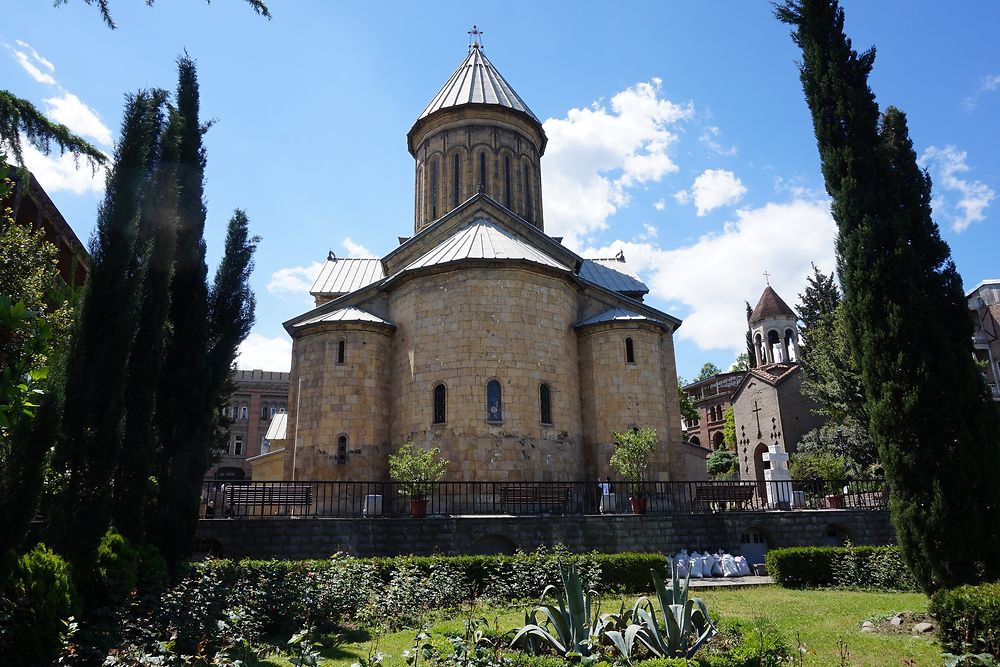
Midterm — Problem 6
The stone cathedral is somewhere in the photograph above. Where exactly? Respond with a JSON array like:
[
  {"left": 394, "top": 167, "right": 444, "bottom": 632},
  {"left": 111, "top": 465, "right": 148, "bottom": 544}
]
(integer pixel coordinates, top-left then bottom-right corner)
[{"left": 269, "top": 37, "right": 690, "bottom": 484}]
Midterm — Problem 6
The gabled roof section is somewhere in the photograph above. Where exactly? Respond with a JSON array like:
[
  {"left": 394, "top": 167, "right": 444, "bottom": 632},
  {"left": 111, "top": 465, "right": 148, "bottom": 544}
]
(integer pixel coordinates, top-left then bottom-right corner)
[
  {"left": 292, "top": 306, "right": 394, "bottom": 328},
  {"left": 579, "top": 258, "right": 649, "bottom": 296},
  {"left": 575, "top": 307, "right": 666, "bottom": 329},
  {"left": 750, "top": 286, "right": 797, "bottom": 322},
  {"left": 310, "top": 257, "right": 384, "bottom": 298},
  {"left": 732, "top": 362, "right": 801, "bottom": 403},
  {"left": 382, "top": 192, "right": 580, "bottom": 277},
  {"left": 417, "top": 43, "right": 540, "bottom": 124},
  {"left": 403, "top": 216, "right": 570, "bottom": 273}
]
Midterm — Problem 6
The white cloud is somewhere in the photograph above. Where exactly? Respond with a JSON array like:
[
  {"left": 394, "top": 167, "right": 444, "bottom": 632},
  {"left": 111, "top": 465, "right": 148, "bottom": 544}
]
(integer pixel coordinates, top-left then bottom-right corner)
[
  {"left": 637, "top": 223, "right": 658, "bottom": 241},
  {"left": 582, "top": 197, "right": 836, "bottom": 352},
  {"left": 342, "top": 237, "right": 374, "bottom": 257},
  {"left": 8, "top": 40, "right": 57, "bottom": 85},
  {"left": 699, "top": 125, "right": 737, "bottom": 156},
  {"left": 267, "top": 261, "right": 324, "bottom": 295},
  {"left": 236, "top": 333, "right": 292, "bottom": 372},
  {"left": 44, "top": 93, "right": 113, "bottom": 146},
  {"left": 677, "top": 169, "right": 747, "bottom": 216},
  {"left": 542, "top": 78, "right": 693, "bottom": 247},
  {"left": 921, "top": 145, "right": 996, "bottom": 232},
  {"left": 21, "top": 141, "right": 106, "bottom": 195},
  {"left": 653, "top": 199, "right": 666, "bottom": 211},
  {"left": 963, "top": 74, "right": 1000, "bottom": 111}
]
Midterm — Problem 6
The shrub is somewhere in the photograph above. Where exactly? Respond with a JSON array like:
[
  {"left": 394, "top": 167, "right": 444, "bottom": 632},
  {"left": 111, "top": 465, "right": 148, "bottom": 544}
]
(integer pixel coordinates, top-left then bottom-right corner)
[
  {"left": 2, "top": 542, "right": 76, "bottom": 665},
  {"left": 134, "top": 544, "right": 168, "bottom": 596},
  {"left": 720, "top": 617, "right": 789, "bottom": 667},
  {"left": 765, "top": 546, "right": 917, "bottom": 591},
  {"left": 930, "top": 581, "right": 1000, "bottom": 658},
  {"left": 93, "top": 530, "right": 139, "bottom": 607}
]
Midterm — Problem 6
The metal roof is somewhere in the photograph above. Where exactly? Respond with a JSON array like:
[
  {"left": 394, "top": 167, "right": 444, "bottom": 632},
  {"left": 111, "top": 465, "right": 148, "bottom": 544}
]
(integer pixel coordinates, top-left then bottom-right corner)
[
  {"left": 293, "top": 306, "right": 393, "bottom": 328},
  {"left": 264, "top": 412, "right": 287, "bottom": 441},
  {"left": 575, "top": 307, "right": 663, "bottom": 328},
  {"left": 417, "top": 43, "right": 540, "bottom": 123},
  {"left": 579, "top": 259, "right": 649, "bottom": 295},
  {"left": 404, "top": 216, "right": 570, "bottom": 272},
  {"left": 310, "top": 258, "right": 384, "bottom": 296}
]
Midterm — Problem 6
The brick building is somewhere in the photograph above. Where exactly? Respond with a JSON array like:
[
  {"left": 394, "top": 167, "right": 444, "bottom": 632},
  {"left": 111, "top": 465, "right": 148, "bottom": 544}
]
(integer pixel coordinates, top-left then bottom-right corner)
[
  {"left": 681, "top": 371, "right": 745, "bottom": 450},
  {"left": 968, "top": 279, "right": 1000, "bottom": 401},
  {"left": 207, "top": 369, "right": 289, "bottom": 481},
  {"left": 265, "top": 37, "right": 694, "bottom": 483}
]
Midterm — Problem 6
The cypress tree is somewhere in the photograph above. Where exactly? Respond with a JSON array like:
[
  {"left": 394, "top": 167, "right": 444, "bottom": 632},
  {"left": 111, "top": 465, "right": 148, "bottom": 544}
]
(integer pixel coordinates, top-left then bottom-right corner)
[
  {"left": 777, "top": 0, "right": 1000, "bottom": 591},
  {"left": 744, "top": 301, "right": 757, "bottom": 368},
  {"left": 151, "top": 56, "right": 213, "bottom": 569},
  {"left": 49, "top": 90, "right": 165, "bottom": 575},
  {"left": 112, "top": 104, "right": 179, "bottom": 544}
]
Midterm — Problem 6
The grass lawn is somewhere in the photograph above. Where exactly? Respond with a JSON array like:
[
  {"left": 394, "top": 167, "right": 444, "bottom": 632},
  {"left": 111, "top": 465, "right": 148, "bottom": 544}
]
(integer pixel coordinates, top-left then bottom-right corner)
[{"left": 259, "top": 587, "right": 940, "bottom": 667}]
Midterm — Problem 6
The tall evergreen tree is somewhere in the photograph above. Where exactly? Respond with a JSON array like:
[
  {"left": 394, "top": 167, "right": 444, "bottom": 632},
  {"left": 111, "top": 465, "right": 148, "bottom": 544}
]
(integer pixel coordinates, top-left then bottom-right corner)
[
  {"left": 796, "top": 263, "right": 840, "bottom": 339},
  {"left": 48, "top": 91, "right": 165, "bottom": 576},
  {"left": 112, "top": 106, "right": 179, "bottom": 544},
  {"left": 744, "top": 301, "right": 757, "bottom": 369},
  {"left": 777, "top": 0, "right": 1000, "bottom": 591},
  {"left": 152, "top": 56, "right": 213, "bottom": 569}
]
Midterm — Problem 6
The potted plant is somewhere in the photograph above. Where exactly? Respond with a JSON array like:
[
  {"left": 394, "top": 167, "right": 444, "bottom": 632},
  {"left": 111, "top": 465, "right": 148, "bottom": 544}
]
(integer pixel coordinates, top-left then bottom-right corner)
[
  {"left": 388, "top": 441, "right": 449, "bottom": 518},
  {"left": 789, "top": 450, "right": 848, "bottom": 509},
  {"left": 609, "top": 427, "right": 658, "bottom": 514}
]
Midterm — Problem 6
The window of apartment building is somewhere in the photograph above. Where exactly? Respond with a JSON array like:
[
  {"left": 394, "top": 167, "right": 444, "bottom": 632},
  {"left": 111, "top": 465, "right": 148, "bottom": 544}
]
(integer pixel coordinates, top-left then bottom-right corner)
[
  {"left": 261, "top": 402, "right": 269, "bottom": 420},
  {"left": 233, "top": 434, "right": 243, "bottom": 456},
  {"left": 240, "top": 404, "right": 248, "bottom": 420}
]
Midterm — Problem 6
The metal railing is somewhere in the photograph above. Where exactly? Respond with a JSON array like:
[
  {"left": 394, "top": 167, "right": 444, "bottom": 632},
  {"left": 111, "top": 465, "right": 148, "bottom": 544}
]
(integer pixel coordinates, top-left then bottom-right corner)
[{"left": 200, "top": 479, "right": 888, "bottom": 519}]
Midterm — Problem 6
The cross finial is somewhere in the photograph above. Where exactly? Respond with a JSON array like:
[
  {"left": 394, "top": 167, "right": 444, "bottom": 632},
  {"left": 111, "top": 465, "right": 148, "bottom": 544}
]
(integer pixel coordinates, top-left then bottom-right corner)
[
  {"left": 763, "top": 270, "right": 770, "bottom": 285},
  {"left": 468, "top": 24, "right": 484, "bottom": 51}
]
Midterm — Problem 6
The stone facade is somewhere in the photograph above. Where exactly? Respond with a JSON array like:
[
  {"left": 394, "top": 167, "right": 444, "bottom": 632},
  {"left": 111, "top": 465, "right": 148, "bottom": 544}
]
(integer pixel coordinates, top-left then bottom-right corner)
[
  {"left": 208, "top": 369, "right": 289, "bottom": 480},
  {"left": 195, "top": 509, "right": 895, "bottom": 559},
  {"left": 682, "top": 371, "right": 745, "bottom": 450},
  {"left": 277, "top": 44, "right": 686, "bottom": 486},
  {"left": 969, "top": 279, "right": 1000, "bottom": 401}
]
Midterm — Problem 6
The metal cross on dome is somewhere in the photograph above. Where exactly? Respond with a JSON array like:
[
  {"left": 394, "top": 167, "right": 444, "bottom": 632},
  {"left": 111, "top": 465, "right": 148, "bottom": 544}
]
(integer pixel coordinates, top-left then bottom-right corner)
[
  {"left": 468, "top": 25, "right": 484, "bottom": 50},
  {"left": 763, "top": 270, "right": 771, "bottom": 285}
]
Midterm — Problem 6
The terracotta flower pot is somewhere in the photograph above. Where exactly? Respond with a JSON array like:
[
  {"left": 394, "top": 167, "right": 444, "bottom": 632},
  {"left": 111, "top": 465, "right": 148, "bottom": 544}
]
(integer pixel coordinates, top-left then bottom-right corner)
[
  {"left": 630, "top": 496, "right": 648, "bottom": 514},
  {"left": 410, "top": 498, "right": 429, "bottom": 518}
]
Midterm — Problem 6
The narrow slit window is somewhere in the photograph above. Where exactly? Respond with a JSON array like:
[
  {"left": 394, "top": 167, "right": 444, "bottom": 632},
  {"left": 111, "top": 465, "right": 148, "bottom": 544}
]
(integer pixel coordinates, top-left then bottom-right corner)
[
  {"left": 337, "top": 340, "right": 346, "bottom": 364},
  {"left": 486, "top": 380, "right": 502, "bottom": 422},
  {"left": 539, "top": 383, "right": 552, "bottom": 425},
  {"left": 453, "top": 153, "right": 461, "bottom": 206},
  {"left": 504, "top": 155, "right": 512, "bottom": 207},
  {"left": 430, "top": 159, "right": 438, "bottom": 219},
  {"left": 524, "top": 164, "right": 533, "bottom": 222},
  {"left": 625, "top": 337, "right": 635, "bottom": 363},
  {"left": 479, "top": 152, "right": 487, "bottom": 191},
  {"left": 433, "top": 383, "right": 446, "bottom": 424},
  {"left": 337, "top": 435, "right": 348, "bottom": 464}
]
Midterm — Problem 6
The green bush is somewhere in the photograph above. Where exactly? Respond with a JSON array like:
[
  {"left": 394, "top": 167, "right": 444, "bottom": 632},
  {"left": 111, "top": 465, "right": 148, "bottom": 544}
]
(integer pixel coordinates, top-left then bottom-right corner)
[
  {"left": 2, "top": 543, "right": 77, "bottom": 665},
  {"left": 930, "top": 581, "right": 1000, "bottom": 658},
  {"left": 765, "top": 546, "right": 916, "bottom": 591},
  {"left": 134, "top": 544, "right": 168, "bottom": 596},
  {"left": 93, "top": 530, "right": 139, "bottom": 606}
]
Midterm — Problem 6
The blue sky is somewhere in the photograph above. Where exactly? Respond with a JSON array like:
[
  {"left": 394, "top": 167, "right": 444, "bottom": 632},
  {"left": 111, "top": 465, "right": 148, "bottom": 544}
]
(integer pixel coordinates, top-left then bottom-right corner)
[{"left": 3, "top": 1, "right": 998, "bottom": 381}]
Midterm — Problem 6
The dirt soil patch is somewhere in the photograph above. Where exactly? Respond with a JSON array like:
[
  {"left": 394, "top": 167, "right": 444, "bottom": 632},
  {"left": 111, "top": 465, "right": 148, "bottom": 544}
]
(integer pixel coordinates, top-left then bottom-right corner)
[{"left": 861, "top": 610, "right": 937, "bottom": 637}]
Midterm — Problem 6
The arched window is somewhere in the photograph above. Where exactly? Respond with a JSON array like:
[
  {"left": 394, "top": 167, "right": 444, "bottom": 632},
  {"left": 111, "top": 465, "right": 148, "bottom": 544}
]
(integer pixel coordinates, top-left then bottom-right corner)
[
  {"left": 240, "top": 403, "right": 248, "bottom": 420},
  {"left": 690, "top": 435, "right": 701, "bottom": 446},
  {"left": 430, "top": 158, "right": 439, "bottom": 219},
  {"left": 486, "top": 380, "right": 502, "bottom": 422},
  {"left": 713, "top": 431, "right": 725, "bottom": 449},
  {"left": 270, "top": 405, "right": 277, "bottom": 418},
  {"left": 504, "top": 155, "right": 512, "bottom": 208},
  {"left": 337, "top": 434, "right": 348, "bottom": 464},
  {"left": 479, "top": 151, "right": 487, "bottom": 191},
  {"left": 625, "top": 337, "right": 635, "bottom": 363},
  {"left": 261, "top": 402, "right": 269, "bottom": 420},
  {"left": 539, "top": 383, "right": 552, "bottom": 425},
  {"left": 453, "top": 153, "right": 461, "bottom": 206},
  {"left": 337, "top": 339, "right": 346, "bottom": 364},
  {"left": 433, "top": 383, "right": 446, "bottom": 424},
  {"left": 767, "top": 329, "right": 782, "bottom": 363},
  {"left": 524, "top": 164, "right": 533, "bottom": 222}
]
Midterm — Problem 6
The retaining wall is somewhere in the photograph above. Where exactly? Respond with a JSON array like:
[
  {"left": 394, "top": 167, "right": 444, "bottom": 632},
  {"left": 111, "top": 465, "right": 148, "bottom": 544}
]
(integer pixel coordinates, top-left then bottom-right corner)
[{"left": 194, "top": 510, "right": 894, "bottom": 560}]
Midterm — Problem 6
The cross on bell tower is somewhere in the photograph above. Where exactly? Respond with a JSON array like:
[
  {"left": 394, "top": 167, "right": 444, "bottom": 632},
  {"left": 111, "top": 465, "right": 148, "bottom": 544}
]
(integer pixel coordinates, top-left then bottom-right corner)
[{"left": 468, "top": 24, "right": 484, "bottom": 51}]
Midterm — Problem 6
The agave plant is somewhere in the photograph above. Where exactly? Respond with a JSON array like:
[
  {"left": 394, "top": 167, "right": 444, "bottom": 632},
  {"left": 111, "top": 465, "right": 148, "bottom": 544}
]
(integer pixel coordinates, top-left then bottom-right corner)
[
  {"left": 510, "top": 564, "right": 603, "bottom": 659},
  {"left": 632, "top": 558, "right": 716, "bottom": 659}
]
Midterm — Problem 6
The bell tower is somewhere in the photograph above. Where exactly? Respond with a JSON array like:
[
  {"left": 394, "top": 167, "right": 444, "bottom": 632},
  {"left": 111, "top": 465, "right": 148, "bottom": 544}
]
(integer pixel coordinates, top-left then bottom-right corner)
[
  {"left": 749, "top": 284, "right": 801, "bottom": 365},
  {"left": 407, "top": 26, "right": 547, "bottom": 234}
]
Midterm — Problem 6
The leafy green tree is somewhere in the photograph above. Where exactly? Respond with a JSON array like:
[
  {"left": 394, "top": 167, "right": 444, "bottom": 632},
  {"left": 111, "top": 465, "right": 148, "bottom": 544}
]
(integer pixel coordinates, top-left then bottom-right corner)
[
  {"left": 695, "top": 362, "right": 721, "bottom": 381},
  {"left": 56, "top": 0, "right": 271, "bottom": 30},
  {"left": 48, "top": 90, "right": 165, "bottom": 582},
  {"left": 777, "top": 0, "right": 1000, "bottom": 592},
  {"left": 744, "top": 301, "right": 757, "bottom": 369},
  {"left": 609, "top": 427, "right": 658, "bottom": 495},
  {"left": 706, "top": 448, "right": 738, "bottom": 479},
  {"left": 677, "top": 379, "right": 698, "bottom": 426},
  {"left": 722, "top": 405, "right": 736, "bottom": 447},
  {"left": 730, "top": 353, "right": 751, "bottom": 372}
]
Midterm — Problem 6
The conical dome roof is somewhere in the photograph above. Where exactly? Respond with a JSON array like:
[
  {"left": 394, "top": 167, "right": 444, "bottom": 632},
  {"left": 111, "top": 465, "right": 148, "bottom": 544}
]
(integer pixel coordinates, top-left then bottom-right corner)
[
  {"left": 416, "top": 43, "right": 540, "bottom": 124},
  {"left": 749, "top": 286, "right": 797, "bottom": 323}
]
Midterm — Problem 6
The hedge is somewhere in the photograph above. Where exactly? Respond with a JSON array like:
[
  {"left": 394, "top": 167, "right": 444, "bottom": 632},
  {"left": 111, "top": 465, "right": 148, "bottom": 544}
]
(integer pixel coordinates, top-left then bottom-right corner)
[
  {"left": 765, "top": 545, "right": 917, "bottom": 591},
  {"left": 930, "top": 581, "right": 1000, "bottom": 658}
]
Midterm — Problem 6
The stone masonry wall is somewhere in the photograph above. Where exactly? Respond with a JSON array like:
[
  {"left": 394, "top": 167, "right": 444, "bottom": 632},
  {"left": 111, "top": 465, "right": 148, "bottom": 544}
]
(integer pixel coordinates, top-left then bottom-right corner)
[
  {"left": 388, "top": 266, "right": 585, "bottom": 482},
  {"left": 195, "top": 510, "right": 895, "bottom": 560}
]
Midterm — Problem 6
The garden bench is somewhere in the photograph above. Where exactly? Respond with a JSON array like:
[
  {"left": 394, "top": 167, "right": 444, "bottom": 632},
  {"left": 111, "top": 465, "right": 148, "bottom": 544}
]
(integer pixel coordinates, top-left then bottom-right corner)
[
  {"left": 224, "top": 483, "right": 313, "bottom": 516},
  {"left": 692, "top": 484, "right": 755, "bottom": 510},
  {"left": 498, "top": 485, "right": 572, "bottom": 512}
]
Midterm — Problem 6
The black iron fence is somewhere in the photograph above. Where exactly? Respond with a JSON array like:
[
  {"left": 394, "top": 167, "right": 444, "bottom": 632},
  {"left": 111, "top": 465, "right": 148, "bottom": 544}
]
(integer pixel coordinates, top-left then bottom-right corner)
[{"left": 200, "top": 479, "right": 888, "bottom": 519}]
